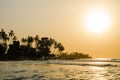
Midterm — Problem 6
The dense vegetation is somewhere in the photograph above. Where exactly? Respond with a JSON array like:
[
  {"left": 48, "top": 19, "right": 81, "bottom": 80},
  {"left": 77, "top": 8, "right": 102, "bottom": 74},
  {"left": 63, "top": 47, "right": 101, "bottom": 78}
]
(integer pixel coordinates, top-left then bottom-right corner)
[
  {"left": 57, "top": 52, "right": 91, "bottom": 59},
  {"left": 0, "top": 29, "right": 91, "bottom": 60}
]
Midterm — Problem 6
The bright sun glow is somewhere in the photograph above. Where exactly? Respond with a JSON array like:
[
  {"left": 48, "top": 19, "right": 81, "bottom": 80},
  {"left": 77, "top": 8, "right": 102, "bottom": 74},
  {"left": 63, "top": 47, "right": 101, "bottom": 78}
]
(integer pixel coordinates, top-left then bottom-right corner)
[{"left": 86, "top": 9, "right": 111, "bottom": 33}]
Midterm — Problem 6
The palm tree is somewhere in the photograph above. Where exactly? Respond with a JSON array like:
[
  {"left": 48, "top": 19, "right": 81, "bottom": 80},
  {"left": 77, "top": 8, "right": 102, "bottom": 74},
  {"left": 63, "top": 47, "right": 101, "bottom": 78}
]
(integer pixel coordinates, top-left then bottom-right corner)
[
  {"left": 9, "top": 30, "right": 15, "bottom": 44},
  {"left": 36, "top": 37, "right": 64, "bottom": 56},
  {"left": 0, "top": 29, "right": 9, "bottom": 43},
  {"left": 9, "top": 30, "right": 14, "bottom": 37},
  {"left": 49, "top": 38, "right": 55, "bottom": 47},
  {"left": 37, "top": 37, "right": 48, "bottom": 49},
  {"left": 0, "top": 29, "right": 5, "bottom": 43},
  {"left": 27, "top": 36, "right": 33, "bottom": 47},
  {"left": 48, "top": 38, "right": 55, "bottom": 52},
  {"left": 21, "top": 38, "right": 27, "bottom": 45},
  {"left": 57, "top": 43, "right": 64, "bottom": 54},
  {"left": 13, "top": 36, "right": 17, "bottom": 41},
  {"left": 34, "top": 35, "right": 39, "bottom": 49},
  {"left": 38, "top": 37, "right": 55, "bottom": 49},
  {"left": 52, "top": 41, "right": 58, "bottom": 54}
]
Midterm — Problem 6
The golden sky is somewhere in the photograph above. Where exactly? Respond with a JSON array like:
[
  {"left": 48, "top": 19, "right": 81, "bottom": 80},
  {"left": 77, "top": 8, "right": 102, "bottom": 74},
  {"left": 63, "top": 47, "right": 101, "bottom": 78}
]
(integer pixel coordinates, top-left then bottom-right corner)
[{"left": 0, "top": 0, "right": 120, "bottom": 58}]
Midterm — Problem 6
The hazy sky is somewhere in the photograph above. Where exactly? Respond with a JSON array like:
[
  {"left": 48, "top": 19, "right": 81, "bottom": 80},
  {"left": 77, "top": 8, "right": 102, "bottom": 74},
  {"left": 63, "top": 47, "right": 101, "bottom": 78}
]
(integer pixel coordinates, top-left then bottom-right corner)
[{"left": 0, "top": 0, "right": 120, "bottom": 58}]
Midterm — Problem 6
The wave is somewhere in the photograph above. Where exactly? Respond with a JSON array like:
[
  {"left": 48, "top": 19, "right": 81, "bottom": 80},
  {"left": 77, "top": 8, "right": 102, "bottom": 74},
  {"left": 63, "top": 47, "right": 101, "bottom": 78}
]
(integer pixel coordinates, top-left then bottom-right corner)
[
  {"left": 0, "top": 58, "right": 120, "bottom": 67},
  {"left": 43, "top": 58, "right": 120, "bottom": 67},
  {"left": 45, "top": 61, "right": 119, "bottom": 67}
]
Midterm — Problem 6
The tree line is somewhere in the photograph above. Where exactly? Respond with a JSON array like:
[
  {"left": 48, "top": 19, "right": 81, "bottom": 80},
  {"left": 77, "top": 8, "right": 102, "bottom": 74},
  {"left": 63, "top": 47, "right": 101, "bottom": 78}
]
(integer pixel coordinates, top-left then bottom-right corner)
[{"left": 0, "top": 29, "right": 91, "bottom": 60}]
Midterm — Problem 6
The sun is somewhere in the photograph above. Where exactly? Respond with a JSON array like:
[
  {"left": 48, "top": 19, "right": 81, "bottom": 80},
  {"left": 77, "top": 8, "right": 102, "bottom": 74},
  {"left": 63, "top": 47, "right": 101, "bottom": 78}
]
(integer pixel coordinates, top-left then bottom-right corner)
[{"left": 85, "top": 9, "right": 111, "bottom": 33}]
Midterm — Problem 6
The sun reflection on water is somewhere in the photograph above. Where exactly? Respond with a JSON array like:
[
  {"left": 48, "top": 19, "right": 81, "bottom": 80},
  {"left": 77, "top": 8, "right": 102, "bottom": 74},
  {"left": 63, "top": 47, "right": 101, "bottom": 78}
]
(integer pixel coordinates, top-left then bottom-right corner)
[{"left": 90, "top": 62, "right": 108, "bottom": 80}]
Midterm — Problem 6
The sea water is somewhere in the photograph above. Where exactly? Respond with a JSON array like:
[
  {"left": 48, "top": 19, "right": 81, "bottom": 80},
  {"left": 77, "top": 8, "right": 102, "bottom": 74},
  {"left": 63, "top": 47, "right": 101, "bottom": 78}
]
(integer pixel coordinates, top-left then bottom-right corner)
[{"left": 0, "top": 58, "right": 120, "bottom": 80}]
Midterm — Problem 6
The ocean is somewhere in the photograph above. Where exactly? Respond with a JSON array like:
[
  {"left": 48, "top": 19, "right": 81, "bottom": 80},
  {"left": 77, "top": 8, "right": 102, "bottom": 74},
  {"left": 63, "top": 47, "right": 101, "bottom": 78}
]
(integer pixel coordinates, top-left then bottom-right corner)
[{"left": 0, "top": 58, "right": 120, "bottom": 80}]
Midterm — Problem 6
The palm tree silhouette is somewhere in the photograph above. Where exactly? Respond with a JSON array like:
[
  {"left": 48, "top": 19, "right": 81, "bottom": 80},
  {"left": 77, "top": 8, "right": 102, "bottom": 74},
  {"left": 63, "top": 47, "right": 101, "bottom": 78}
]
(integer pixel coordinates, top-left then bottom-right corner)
[
  {"left": 9, "top": 30, "right": 14, "bottom": 37},
  {"left": 0, "top": 29, "right": 9, "bottom": 43},
  {"left": 9, "top": 30, "right": 15, "bottom": 44},
  {"left": 27, "top": 36, "right": 33, "bottom": 47},
  {"left": 34, "top": 35, "right": 39, "bottom": 49},
  {"left": 53, "top": 41, "right": 58, "bottom": 54},
  {"left": 13, "top": 36, "right": 17, "bottom": 41},
  {"left": 21, "top": 38, "right": 27, "bottom": 45},
  {"left": 57, "top": 43, "right": 64, "bottom": 54}
]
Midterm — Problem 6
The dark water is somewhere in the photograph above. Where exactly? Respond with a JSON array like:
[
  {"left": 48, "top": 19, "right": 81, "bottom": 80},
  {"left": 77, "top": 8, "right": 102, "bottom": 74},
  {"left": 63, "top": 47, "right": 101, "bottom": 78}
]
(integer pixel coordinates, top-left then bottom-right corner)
[{"left": 0, "top": 58, "right": 120, "bottom": 80}]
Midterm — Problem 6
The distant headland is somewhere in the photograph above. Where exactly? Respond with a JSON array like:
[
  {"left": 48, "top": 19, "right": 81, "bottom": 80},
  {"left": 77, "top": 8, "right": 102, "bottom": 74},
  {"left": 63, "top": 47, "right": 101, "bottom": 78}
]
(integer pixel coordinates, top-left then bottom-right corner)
[{"left": 0, "top": 29, "right": 91, "bottom": 60}]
